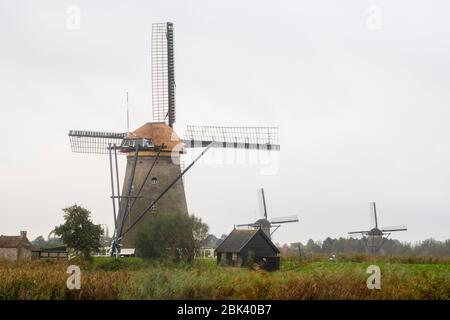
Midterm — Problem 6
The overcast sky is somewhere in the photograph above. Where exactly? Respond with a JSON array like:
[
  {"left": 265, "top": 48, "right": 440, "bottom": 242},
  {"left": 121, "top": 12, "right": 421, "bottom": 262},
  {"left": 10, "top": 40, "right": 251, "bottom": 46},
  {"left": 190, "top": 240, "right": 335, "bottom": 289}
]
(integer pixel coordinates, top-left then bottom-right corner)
[{"left": 1, "top": 0, "right": 449, "bottom": 245}]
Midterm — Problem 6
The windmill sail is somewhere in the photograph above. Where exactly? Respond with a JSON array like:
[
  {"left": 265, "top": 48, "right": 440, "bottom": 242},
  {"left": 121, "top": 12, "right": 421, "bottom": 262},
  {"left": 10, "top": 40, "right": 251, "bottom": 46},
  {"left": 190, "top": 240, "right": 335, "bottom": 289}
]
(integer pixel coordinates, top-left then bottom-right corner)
[
  {"left": 68, "top": 130, "right": 126, "bottom": 154},
  {"left": 235, "top": 223, "right": 258, "bottom": 227},
  {"left": 381, "top": 225, "right": 407, "bottom": 232},
  {"left": 370, "top": 202, "right": 378, "bottom": 228},
  {"left": 183, "top": 125, "right": 280, "bottom": 150},
  {"left": 348, "top": 230, "right": 370, "bottom": 235},
  {"left": 152, "top": 22, "right": 175, "bottom": 127},
  {"left": 270, "top": 215, "right": 299, "bottom": 224},
  {"left": 257, "top": 188, "right": 268, "bottom": 218}
]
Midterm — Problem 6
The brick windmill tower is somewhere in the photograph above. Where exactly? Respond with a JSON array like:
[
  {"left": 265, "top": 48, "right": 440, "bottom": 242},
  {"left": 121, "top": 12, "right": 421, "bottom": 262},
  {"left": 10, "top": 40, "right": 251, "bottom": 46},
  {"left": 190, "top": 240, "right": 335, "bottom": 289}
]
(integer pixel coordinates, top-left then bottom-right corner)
[{"left": 68, "top": 22, "right": 280, "bottom": 254}]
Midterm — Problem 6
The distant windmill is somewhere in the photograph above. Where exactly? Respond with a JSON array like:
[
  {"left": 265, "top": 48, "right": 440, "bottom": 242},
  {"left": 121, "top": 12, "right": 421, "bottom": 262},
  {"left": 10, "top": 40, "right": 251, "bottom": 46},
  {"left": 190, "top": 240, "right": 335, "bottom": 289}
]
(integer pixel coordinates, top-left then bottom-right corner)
[
  {"left": 348, "top": 202, "right": 407, "bottom": 254},
  {"left": 67, "top": 22, "right": 280, "bottom": 256},
  {"left": 236, "top": 188, "right": 298, "bottom": 238}
]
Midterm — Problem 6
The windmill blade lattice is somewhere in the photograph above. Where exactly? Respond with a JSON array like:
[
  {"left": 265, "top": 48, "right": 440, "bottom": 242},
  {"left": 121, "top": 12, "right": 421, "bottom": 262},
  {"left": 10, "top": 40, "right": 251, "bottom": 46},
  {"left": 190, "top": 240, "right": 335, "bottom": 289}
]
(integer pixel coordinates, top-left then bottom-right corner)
[
  {"left": 183, "top": 125, "right": 280, "bottom": 150},
  {"left": 68, "top": 130, "right": 126, "bottom": 154},
  {"left": 152, "top": 22, "right": 175, "bottom": 127}
]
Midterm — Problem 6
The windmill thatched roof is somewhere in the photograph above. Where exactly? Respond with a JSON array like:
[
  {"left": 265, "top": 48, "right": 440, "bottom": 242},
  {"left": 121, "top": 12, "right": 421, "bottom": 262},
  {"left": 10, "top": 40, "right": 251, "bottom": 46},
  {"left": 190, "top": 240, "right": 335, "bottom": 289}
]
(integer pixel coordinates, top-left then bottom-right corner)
[{"left": 127, "top": 122, "right": 184, "bottom": 152}]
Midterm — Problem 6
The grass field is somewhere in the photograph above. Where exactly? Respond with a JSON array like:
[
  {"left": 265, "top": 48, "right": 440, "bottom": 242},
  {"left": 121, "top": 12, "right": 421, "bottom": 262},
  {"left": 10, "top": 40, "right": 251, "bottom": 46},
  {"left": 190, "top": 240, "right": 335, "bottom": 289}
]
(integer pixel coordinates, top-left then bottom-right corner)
[{"left": 0, "top": 256, "right": 449, "bottom": 299}]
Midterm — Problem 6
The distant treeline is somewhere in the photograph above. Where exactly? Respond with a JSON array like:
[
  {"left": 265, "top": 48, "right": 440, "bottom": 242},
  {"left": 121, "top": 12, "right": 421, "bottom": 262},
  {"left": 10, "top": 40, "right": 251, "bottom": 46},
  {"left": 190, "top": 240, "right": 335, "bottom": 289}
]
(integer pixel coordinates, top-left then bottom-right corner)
[{"left": 285, "top": 238, "right": 450, "bottom": 256}]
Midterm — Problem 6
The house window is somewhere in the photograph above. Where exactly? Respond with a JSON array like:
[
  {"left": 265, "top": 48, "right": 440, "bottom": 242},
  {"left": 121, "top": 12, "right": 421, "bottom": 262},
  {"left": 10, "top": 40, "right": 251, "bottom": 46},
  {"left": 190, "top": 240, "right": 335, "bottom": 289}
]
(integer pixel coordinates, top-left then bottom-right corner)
[{"left": 232, "top": 253, "right": 238, "bottom": 261}]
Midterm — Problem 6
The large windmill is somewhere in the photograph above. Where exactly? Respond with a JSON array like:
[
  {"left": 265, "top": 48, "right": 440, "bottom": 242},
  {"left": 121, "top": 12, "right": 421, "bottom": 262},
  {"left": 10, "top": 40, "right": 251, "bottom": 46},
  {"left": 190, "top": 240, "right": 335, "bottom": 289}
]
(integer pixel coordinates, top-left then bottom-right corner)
[
  {"left": 68, "top": 22, "right": 280, "bottom": 255},
  {"left": 236, "top": 188, "right": 298, "bottom": 238},
  {"left": 348, "top": 202, "right": 407, "bottom": 254}
]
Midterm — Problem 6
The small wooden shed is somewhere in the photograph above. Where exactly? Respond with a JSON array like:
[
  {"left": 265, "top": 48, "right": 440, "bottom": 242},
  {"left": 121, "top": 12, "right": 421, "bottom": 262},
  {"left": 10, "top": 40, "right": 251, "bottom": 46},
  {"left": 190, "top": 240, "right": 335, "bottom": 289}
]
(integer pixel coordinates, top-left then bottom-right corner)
[{"left": 215, "top": 228, "right": 280, "bottom": 271}]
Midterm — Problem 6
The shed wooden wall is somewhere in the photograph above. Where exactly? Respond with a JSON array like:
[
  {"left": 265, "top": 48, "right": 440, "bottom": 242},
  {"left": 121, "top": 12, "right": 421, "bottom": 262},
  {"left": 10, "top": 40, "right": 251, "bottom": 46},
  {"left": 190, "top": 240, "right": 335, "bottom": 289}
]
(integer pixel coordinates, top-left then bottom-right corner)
[{"left": 240, "top": 232, "right": 278, "bottom": 264}]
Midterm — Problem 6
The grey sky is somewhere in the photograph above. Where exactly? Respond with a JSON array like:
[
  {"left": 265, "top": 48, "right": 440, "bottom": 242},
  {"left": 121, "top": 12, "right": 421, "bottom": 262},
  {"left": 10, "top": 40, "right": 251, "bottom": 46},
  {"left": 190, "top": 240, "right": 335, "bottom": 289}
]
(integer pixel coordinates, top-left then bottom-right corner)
[{"left": 0, "top": 0, "right": 449, "bottom": 245}]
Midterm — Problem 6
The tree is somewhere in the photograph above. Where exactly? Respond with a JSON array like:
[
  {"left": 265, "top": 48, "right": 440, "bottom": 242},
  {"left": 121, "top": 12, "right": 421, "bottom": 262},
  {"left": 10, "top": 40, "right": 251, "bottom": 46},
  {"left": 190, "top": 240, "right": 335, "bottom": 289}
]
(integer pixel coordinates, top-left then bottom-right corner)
[
  {"left": 289, "top": 242, "right": 304, "bottom": 256},
  {"left": 191, "top": 215, "right": 209, "bottom": 251},
  {"left": 284, "top": 237, "right": 450, "bottom": 256},
  {"left": 304, "top": 239, "right": 321, "bottom": 253},
  {"left": 135, "top": 213, "right": 209, "bottom": 261},
  {"left": 53, "top": 205, "right": 102, "bottom": 260},
  {"left": 321, "top": 237, "right": 334, "bottom": 253},
  {"left": 32, "top": 236, "right": 46, "bottom": 246}
]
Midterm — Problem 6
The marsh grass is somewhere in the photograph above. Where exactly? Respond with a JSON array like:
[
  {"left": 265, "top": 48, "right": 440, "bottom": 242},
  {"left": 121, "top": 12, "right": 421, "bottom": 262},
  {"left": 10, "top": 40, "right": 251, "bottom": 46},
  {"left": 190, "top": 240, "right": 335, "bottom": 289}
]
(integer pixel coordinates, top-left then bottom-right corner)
[{"left": 0, "top": 255, "right": 448, "bottom": 300}]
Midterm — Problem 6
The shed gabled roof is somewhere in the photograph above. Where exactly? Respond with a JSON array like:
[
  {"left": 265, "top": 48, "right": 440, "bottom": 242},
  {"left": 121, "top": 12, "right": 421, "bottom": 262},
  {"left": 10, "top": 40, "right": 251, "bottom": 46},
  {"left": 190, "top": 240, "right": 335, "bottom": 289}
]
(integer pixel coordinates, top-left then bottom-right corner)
[
  {"left": 0, "top": 235, "right": 32, "bottom": 248},
  {"left": 215, "top": 228, "right": 279, "bottom": 254}
]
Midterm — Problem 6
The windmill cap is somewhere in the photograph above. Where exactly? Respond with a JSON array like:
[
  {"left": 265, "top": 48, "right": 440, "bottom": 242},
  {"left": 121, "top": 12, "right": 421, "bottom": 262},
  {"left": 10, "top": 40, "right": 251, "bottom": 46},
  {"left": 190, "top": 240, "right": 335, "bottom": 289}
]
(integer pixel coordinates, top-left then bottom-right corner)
[
  {"left": 126, "top": 122, "right": 185, "bottom": 153},
  {"left": 254, "top": 218, "right": 271, "bottom": 228},
  {"left": 368, "top": 228, "right": 384, "bottom": 236}
]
